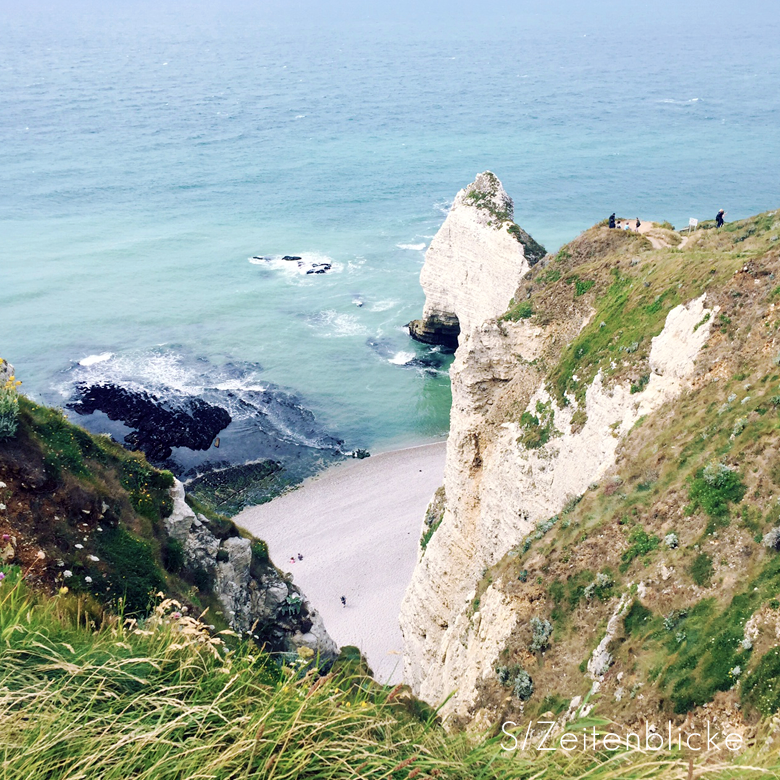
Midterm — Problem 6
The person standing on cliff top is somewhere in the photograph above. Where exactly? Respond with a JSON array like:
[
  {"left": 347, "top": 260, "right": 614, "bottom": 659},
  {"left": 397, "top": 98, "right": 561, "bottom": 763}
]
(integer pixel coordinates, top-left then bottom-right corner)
[
  {"left": 716, "top": 209, "right": 726, "bottom": 228},
  {"left": 636, "top": 217, "right": 641, "bottom": 231},
  {"left": 608, "top": 213, "right": 616, "bottom": 229}
]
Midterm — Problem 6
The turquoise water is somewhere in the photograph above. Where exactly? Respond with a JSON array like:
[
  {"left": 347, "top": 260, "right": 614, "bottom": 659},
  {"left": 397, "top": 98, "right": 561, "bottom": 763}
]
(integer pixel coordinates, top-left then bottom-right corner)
[{"left": 3, "top": 4, "right": 780, "bottom": 452}]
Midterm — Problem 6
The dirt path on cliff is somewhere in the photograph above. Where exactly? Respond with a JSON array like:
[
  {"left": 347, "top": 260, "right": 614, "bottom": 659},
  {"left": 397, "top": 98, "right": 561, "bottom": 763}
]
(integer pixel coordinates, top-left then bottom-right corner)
[
  {"left": 616, "top": 219, "right": 681, "bottom": 249},
  {"left": 234, "top": 441, "right": 446, "bottom": 683}
]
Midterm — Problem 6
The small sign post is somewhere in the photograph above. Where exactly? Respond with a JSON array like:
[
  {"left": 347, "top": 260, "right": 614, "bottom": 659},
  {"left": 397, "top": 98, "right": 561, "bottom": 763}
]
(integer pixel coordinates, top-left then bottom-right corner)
[{"left": 688, "top": 217, "right": 699, "bottom": 233}]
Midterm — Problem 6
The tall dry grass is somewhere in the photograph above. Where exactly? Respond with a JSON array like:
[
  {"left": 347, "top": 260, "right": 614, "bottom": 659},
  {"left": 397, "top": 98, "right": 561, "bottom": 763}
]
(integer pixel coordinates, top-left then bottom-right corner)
[{"left": 0, "top": 567, "right": 778, "bottom": 779}]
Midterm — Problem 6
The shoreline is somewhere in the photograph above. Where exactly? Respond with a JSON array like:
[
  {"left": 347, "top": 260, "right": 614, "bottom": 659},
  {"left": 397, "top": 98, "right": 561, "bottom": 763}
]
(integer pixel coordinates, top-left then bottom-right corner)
[{"left": 234, "top": 439, "right": 447, "bottom": 683}]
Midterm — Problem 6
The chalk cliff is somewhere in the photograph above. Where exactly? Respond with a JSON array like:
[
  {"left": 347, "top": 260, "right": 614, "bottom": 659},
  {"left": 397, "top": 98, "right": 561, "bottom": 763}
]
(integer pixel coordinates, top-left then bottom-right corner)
[
  {"left": 408, "top": 172, "right": 545, "bottom": 349},
  {"left": 401, "top": 182, "right": 780, "bottom": 730}
]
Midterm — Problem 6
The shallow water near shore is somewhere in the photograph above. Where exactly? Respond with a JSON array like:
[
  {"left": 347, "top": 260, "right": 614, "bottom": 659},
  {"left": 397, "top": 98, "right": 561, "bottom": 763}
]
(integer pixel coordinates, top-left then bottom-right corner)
[{"left": 2, "top": 4, "right": 780, "bottom": 458}]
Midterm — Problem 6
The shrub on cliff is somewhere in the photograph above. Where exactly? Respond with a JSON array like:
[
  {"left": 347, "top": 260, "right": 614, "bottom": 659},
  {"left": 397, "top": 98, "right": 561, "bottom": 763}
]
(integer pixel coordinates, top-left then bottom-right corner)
[
  {"left": 0, "top": 371, "right": 21, "bottom": 440},
  {"left": 529, "top": 617, "right": 553, "bottom": 653},
  {"left": 497, "top": 664, "right": 534, "bottom": 700},
  {"left": 687, "top": 462, "right": 746, "bottom": 524}
]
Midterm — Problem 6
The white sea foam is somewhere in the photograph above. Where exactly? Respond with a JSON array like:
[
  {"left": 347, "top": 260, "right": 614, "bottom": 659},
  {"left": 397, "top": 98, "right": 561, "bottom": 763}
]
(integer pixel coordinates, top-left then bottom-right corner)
[
  {"left": 396, "top": 242, "right": 426, "bottom": 251},
  {"left": 310, "top": 310, "right": 369, "bottom": 338},
  {"left": 370, "top": 300, "right": 397, "bottom": 313},
  {"left": 659, "top": 98, "right": 700, "bottom": 105},
  {"left": 214, "top": 380, "right": 267, "bottom": 392},
  {"left": 389, "top": 351, "right": 415, "bottom": 365},
  {"left": 74, "top": 350, "right": 202, "bottom": 395},
  {"left": 78, "top": 352, "right": 113, "bottom": 367}
]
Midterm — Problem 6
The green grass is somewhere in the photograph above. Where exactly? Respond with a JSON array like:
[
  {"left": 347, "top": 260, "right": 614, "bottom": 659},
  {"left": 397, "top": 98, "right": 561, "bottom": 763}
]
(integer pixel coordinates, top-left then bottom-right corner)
[
  {"left": 619, "top": 526, "right": 660, "bottom": 572},
  {"left": 687, "top": 463, "right": 746, "bottom": 527},
  {"left": 689, "top": 553, "right": 714, "bottom": 587},
  {"left": 517, "top": 400, "right": 558, "bottom": 450},
  {"left": 2, "top": 568, "right": 779, "bottom": 778},
  {"left": 649, "top": 556, "right": 780, "bottom": 714},
  {"left": 623, "top": 600, "right": 653, "bottom": 637},
  {"left": 502, "top": 299, "right": 533, "bottom": 321},
  {"left": 0, "top": 570, "right": 494, "bottom": 779},
  {"left": 743, "top": 646, "right": 780, "bottom": 715},
  {"left": 549, "top": 270, "right": 680, "bottom": 406}
]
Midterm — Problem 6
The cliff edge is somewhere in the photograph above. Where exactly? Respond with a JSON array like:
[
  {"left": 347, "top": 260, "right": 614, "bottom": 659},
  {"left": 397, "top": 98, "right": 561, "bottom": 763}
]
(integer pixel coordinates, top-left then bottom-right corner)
[{"left": 401, "top": 183, "right": 780, "bottom": 736}]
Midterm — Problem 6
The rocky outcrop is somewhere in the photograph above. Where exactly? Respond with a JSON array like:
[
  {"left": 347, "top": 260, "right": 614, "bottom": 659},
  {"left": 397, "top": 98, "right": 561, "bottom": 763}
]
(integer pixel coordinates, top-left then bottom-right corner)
[
  {"left": 0, "top": 360, "right": 13, "bottom": 385},
  {"left": 166, "top": 479, "right": 338, "bottom": 658},
  {"left": 408, "top": 172, "right": 545, "bottom": 350},
  {"left": 69, "top": 383, "right": 231, "bottom": 461}
]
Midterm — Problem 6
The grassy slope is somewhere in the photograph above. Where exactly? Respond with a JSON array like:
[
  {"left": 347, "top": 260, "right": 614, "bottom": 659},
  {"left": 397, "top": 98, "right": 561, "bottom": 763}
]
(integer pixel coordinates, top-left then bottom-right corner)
[
  {"left": 0, "top": 397, "right": 265, "bottom": 629},
  {"left": 480, "top": 212, "right": 780, "bottom": 728},
  {"left": 2, "top": 568, "right": 779, "bottom": 779}
]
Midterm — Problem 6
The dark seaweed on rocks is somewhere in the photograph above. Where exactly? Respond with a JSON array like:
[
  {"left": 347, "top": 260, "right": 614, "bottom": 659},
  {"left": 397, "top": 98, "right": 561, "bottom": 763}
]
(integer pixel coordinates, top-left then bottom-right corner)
[{"left": 68, "top": 383, "right": 231, "bottom": 461}]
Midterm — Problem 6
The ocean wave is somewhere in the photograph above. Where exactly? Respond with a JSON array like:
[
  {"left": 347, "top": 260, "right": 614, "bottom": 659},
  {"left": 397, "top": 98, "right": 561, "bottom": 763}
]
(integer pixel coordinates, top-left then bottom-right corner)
[
  {"left": 71, "top": 349, "right": 203, "bottom": 397},
  {"left": 370, "top": 300, "right": 397, "bottom": 313},
  {"left": 388, "top": 351, "right": 415, "bottom": 365},
  {"left": 658, "top": 98, "right": 700, "bottom": 105},
  {"left": 396, "top": 242, "right": 427, "bottom": 251},
  {"left": 434, "top": 200, "right": 452, "bottom": 215},
  {"left": 78, "top": 352, "right": 113, "bottom": 367}
]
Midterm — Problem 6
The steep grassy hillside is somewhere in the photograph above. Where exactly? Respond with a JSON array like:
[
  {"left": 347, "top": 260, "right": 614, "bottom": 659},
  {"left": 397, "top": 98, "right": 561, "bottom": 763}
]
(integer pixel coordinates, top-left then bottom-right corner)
[
  {"left": 469, "top": 211, "right": 780, "bottom": 732},
  {"left": 0, "top": 394, "right": 316, "bottom": 651}
]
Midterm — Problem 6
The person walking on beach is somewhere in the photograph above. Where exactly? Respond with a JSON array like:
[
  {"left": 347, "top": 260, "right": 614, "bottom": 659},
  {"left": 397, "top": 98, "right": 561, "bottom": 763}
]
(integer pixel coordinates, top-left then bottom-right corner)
[
  {"left": 608, "top": 213, "right": 616, "bottom": 229},
  {"left": 716, "top": 209, "right": 726, "bottom": 228},
  {"left": 340, "top": 595, "right": 347, "bottom": 607}
]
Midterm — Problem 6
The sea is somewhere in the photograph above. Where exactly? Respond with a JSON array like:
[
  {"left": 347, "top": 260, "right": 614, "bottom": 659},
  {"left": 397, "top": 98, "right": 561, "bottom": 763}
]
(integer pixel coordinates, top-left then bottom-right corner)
[{"left": 2, "top": 1, "right": 780, "bottom": 472}]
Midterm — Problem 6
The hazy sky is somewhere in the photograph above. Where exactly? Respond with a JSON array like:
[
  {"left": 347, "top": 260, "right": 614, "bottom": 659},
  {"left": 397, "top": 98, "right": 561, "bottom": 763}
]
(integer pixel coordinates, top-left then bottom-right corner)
[{"left": 2, "top": 0, "right": 778, "bottom": 31}]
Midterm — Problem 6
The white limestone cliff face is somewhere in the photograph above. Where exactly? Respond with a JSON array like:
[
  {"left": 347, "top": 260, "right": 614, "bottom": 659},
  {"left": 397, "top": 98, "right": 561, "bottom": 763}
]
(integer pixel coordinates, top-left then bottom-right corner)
[
  {"left": 400, "top": 232, "right": 717, "bottom": 722},
  {"left": 409, "top": 172, "right": 544, "bottom": 347}
]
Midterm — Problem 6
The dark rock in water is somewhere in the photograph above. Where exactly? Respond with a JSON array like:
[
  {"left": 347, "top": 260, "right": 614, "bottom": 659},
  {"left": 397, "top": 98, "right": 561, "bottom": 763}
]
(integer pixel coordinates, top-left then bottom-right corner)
[
  {"left": 306, "top": 263, "right": 332, "bottom": 275},
  {"left": 60, "top": 350, "right": 349, "bottom": 510},
  {"left": 68, "top": 383, "right": 231, "bottom": 462},
  {"left": 408, "top": 311, "right": 460, "bottom": 351},
  {"left": 282, "top": 256, "right": 302, "bottom": 261},
  {"left": 351, "top": 449, "right": 370, "bottom": 459}
]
